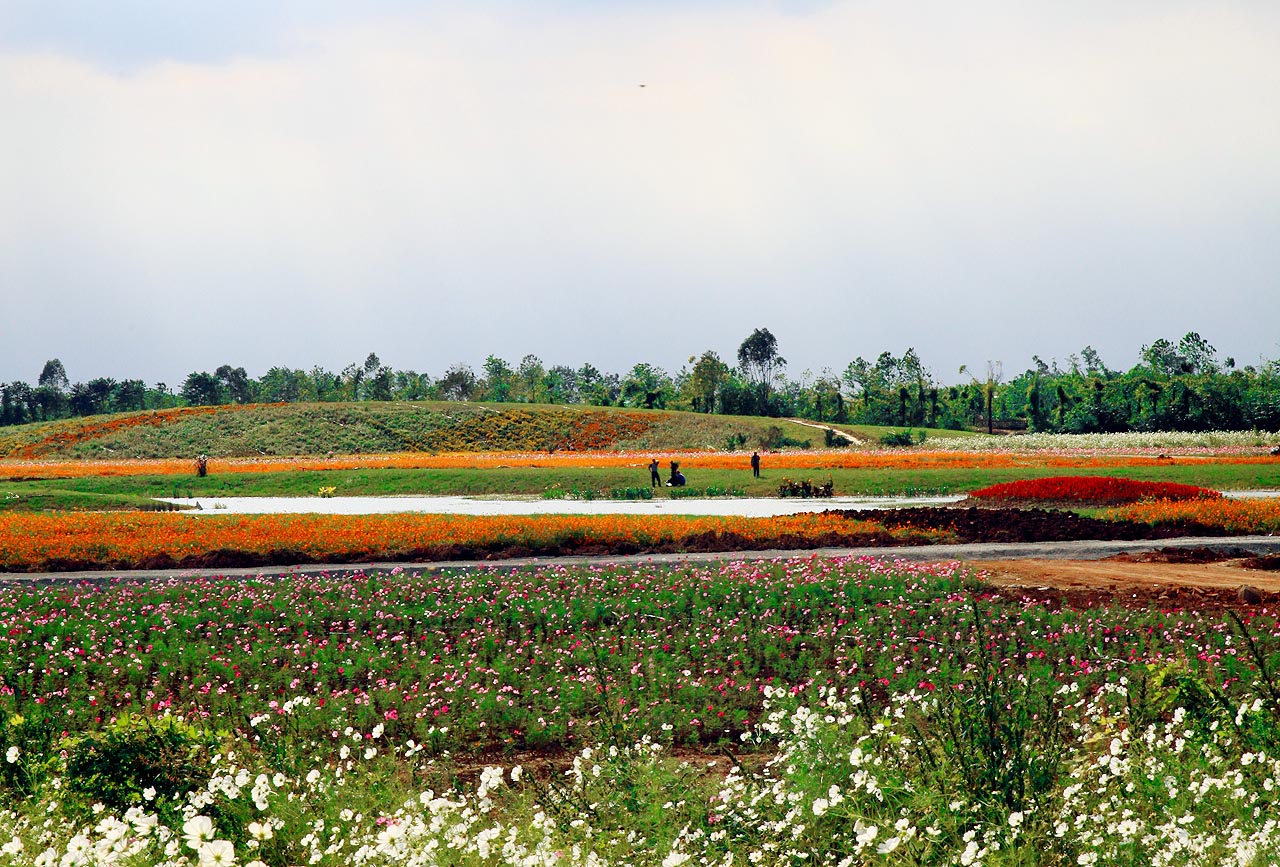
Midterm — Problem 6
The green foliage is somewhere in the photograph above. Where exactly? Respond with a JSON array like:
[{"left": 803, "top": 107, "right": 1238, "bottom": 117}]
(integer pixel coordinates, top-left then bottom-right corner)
[
  {"left": 776, "top": 478, "right": 833, "bottom": 498},
  {"left": 666, "top": 484, "right": 745, "bottom": 498},
  {"left": 63, "top": 713, "right": 220, "bottom": 812},
  {"left": 928, "top": 602, "right": 1062, "bottom": 816},
  {"left": 0, "top": 707, "right": 56, "bottom": 800},
  {"left": 759, "top": 425, "right": 809, "bottom": 449},
  {"left": 878, "top": 428, "right": 917, "bottom": 446}
]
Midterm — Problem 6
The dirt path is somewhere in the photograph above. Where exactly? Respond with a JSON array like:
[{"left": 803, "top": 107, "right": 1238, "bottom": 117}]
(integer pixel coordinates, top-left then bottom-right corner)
[
  {"left": 7, "top": 536, "right": 1280, "bottom": 585},
  {"left": 786, "top": 418, "right": 862, "bottom": 445}
]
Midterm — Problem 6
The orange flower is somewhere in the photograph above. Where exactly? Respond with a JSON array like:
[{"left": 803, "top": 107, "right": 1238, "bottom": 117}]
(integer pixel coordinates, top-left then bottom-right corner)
[
  {"left": 2, "top": 449, "right": 1269, "bottom": 480},
  {"left": 0, "top": 512, "right": 945, "bottom": 572},
  {"left": 1105, "top": 498, "right": 1280, "bottom": 534}
]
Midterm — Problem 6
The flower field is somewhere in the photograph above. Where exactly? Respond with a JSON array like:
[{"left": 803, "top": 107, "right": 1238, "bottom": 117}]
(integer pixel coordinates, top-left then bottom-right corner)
[
  {"left": 2, "top": 557, "right": 1280, "bottom": 865},
  {"left": 3, "top": 448, "right": 1277, "bottom": 481},
  {"left": 1108, "top": 496, "right": 1280, "bottom": 535},
  {"left": 969, "top": 476, "right": 1221, "bottom": 506},
  {"left": 0, "top": 512, "right": 942, "bottom": 572}
]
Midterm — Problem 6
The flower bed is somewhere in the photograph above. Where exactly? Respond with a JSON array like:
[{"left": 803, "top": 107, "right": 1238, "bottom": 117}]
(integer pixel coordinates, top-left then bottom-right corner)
[
  {"left": 1106, "top": 497, "right": 1280, "bottom": 535},
  {"left": 5, "top": 450, "right": 1276, "bottom": 480},
  {"left": 0, "top": 512, "right": 942, "bottom": 572},
  {"left": 2, "top": 558, "right": 1280, "bottom": 865},
  {"left": 969, "top": 475, "right": 1220, "bottom": 506}
]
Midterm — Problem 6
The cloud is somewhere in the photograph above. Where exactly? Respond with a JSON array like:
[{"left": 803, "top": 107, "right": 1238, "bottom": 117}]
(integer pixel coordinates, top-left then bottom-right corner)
[{"left": 2, "top": 2, "right": 1278, "bottom": 382}]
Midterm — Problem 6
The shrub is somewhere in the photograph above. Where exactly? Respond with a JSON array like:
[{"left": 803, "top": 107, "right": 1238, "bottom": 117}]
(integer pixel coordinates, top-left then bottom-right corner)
[
  {"left": 0, "top": 707, "right": 56, "bottom": 800},
  {"left": 777, "top": 478, "right": 834, "bottom": 498},
  {"left": 760, "top": 426, "right": 810, "bottom": 449},
  {"left": 63, "top": 714, "right": 220, "bottom": 811},
  {"left": 879, "top": 428, "right": 917, "bottom": 447}
]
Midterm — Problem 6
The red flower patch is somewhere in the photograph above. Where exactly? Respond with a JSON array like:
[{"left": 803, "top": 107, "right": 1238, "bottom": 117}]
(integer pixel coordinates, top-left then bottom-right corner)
[{"left": 970, "top": 476, "right": 1219, "bottom": 506}]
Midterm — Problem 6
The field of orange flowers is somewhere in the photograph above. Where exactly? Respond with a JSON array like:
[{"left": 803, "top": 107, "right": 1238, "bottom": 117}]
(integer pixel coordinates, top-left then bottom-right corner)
[
  {"left": 1106, "top": 497, "right": 1280, "bottom": 535},
  {"left": 0, "top": 511, "right": 946, "bottom": 572},
  {"left": 4, "top": 448, "right": 1276, "bottom": 480}
]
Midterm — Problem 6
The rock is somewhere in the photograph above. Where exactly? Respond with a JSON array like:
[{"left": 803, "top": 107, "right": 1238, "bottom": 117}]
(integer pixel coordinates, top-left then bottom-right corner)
[{"left": 1238, "top": 584, "right": 1264, "bottom": 605}]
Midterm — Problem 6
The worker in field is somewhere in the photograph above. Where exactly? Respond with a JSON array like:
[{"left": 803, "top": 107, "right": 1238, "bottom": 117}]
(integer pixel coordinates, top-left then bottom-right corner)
[
  {"left": 751, "top": 451, "right": 761, "bottom": 478},
  {"left": 649, "top": 458, "right": 661, "bottom": 487}
]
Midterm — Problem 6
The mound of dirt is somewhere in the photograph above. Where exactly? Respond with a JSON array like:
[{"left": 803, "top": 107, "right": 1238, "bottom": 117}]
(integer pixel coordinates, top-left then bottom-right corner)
[
  {"left": 1242, "top": 554, "right": 1280, "bottom": 572},
  {"left": 846, "top": 506, "right": 1225, "bottom": 544},
  {"left": 1109, "top": 546, "right": 1259, "bottom": 565}
]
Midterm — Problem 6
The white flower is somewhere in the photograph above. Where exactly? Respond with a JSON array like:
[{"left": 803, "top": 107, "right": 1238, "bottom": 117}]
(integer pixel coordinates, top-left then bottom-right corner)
[
  {"left": 183, "top": 816, "right": 215, "bottom": 851},
  {"left": 371, "top": 723, "right": 384, "bottom": 739},
  {"left": 812, "top": 798, "right": 829, "bottom": 817},
  {"left": 199, "top": 839, "right": 236, "bottom": 867},
  {"left": 5, "top": 746, "right": 18, "bottom": 764},
  {"left": 510, "top": 765, "right": 523, "bottom": 783},
  {"left": 142, "top": 786, "right": 156, "bottom": 801},
  {"left": 248, "top": 821, "right": 273, "bottom": 841},
  {"left": 877, "top": 836, "right": 901, "bottom": 854},
  {"left": 1008, "top": 811, "right": 1024, "bottom": 828},
  {"left": 1, "top": 837, "right": 22, "bottom": 856}
]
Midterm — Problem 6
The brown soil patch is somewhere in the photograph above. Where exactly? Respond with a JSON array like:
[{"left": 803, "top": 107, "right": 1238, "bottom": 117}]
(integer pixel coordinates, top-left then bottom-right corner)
[
  {"left": 973, "top": 557, "right": 1280, "bottom": 609},
  {"left": 869, "top": 506, "right": 1222, "bottom": 543}
]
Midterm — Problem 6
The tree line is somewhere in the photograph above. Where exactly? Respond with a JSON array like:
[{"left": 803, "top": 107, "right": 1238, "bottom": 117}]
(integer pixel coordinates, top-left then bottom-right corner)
[{"left": 3, "top": 330, "right": 1279, "bottom": 434}]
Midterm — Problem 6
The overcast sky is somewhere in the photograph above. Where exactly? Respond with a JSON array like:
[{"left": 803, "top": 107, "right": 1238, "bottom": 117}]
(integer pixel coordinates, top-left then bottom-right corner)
[{"left": 2, "top": 1, "right": 1278, "bottom": 388}]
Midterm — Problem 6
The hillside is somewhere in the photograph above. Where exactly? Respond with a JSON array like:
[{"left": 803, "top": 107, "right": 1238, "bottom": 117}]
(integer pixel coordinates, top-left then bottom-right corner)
[{"left": 0, "top": 402, "right": 846, "bottom": 459}]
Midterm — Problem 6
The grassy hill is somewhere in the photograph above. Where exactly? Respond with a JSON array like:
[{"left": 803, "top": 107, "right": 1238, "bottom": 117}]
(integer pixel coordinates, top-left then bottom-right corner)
[{"left": 0, "top": 402, "right": 891, "bottom": 460}]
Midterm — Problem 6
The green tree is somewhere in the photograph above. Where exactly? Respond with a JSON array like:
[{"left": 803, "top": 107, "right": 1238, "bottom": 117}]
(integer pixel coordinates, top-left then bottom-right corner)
[
  {"left": 37, "top": 359, "right": 69, "bottom": 393},
  {"left": 181, "top": 372, "right": 225, "bottom": 406},
  {"left": 737, "top": 328, "right": 786, "bottom": 415},
  {"left": 436, "top": 364, "right": 478, "bottom": 401},
  {"left": 686, "top": 351, "right": 729, "bottom": 413},
  {"left": 960, "top": 361, "right": 1002, "bottom": 434},
  {"left": 482, "top": 356, "right": 515, "bottom": 402}
]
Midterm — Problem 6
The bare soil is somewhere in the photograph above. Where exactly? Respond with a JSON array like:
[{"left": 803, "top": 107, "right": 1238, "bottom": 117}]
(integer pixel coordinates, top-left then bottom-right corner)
[
  {"left": 866, "top": 506, "right": 1222, "bottom": 543},
  {"left": 973, "top": 553, "right": 1280, "bottom": 610}
]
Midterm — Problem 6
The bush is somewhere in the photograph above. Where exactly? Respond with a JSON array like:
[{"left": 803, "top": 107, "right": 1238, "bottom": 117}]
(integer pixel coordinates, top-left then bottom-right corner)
[
  {"left": 0, "top": 707, "right": 56, "bottom": 800},
  {"left": 63, "top": 714, "right": 220, "bottom": 811},
  {"left": 760, "top": 426, "right": 810, "bottom": 449},
  {"left": 776, "top": 478, "right": 834, "bottom": 498},
  {"left": 879, "top": 428, "right": 917, "bottom": 447}
]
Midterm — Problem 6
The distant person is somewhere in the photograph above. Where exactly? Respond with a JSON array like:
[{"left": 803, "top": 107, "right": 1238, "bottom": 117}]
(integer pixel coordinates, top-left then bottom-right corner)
[
  {"left": 649, "top": 458, "right": 661, "bottom": 487},
  {"left": 750, "top": 451, "right": 761, "bottom": 478},
  {"left": 668, "top": 460, "right": 686, "bottom": 487}
]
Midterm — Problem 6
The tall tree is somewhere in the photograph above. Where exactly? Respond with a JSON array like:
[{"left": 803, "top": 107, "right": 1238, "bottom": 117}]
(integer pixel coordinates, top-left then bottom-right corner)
[
  {"left": 960, "top": 361, "right": 1003, "bottom": 434},
  {"left": 38, "top": 359, "right": 69, "bottom": 393},
  {"left": 738, "top": 328, "right": 786, "bottom": 414},
  {"left": 687, "top": 351, "right": 730, "bottom": 413}
]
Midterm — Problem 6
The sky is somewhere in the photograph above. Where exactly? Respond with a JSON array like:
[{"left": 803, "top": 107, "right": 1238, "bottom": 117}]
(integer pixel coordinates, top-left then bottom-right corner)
[{"left": 2, "top": 1, "right": 1278, "bottom": 388}]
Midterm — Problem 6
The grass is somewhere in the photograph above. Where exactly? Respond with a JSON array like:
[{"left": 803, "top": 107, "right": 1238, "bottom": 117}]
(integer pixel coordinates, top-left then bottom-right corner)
[
  {"left": 0, "top": 401, "right": 829, "bottom": 459},
  {"left": 3, "top": 460, "right": 1279, "bottom": 512},
  {"left": 825, "top": 421, "right": 978, "bottom": 443}
]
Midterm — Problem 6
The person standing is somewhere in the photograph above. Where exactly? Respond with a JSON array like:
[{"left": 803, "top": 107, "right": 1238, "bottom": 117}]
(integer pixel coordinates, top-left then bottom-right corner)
[
  {"left": 750, "top": 451, "right": 761, "bottom": 478},
  {"left": 649, "top": 458, "right": 661, "bottom": 487}
]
